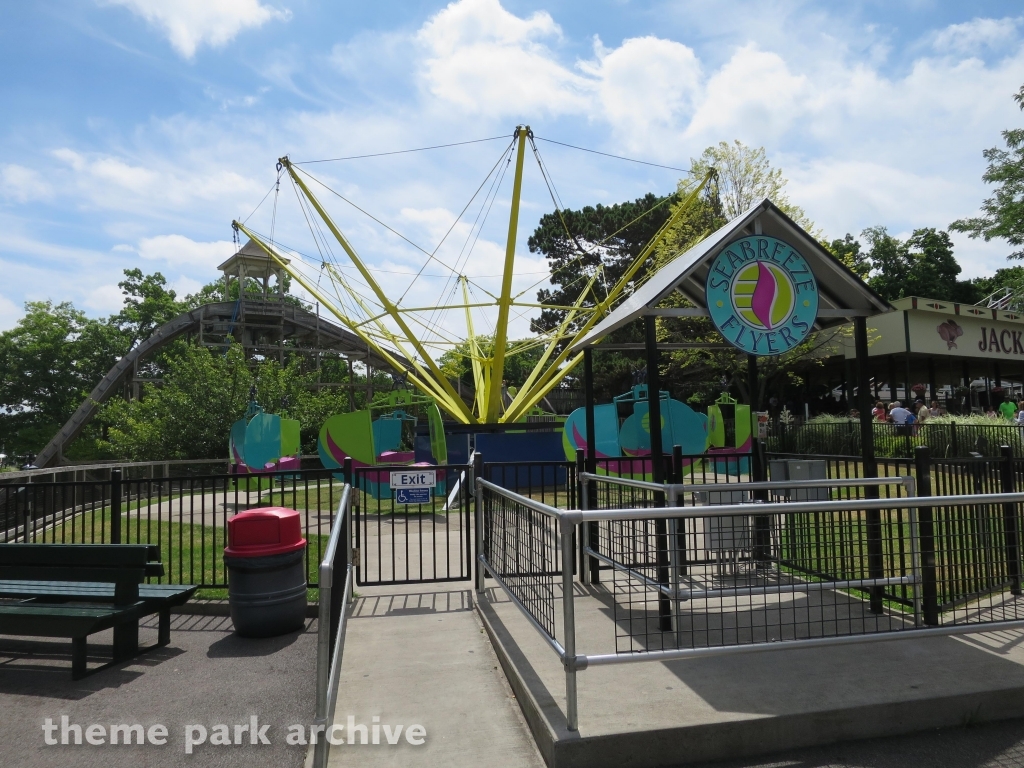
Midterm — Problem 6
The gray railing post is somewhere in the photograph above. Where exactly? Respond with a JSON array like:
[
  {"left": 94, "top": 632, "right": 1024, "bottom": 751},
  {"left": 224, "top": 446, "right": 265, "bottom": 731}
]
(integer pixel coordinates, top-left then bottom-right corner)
[
  {"left": 343, "top": 457, "right": 353, "bottom": 585},
  {"left": 314, "top": 483, "right": 353, "bottom": 768},
  {"left": 560, "top": 515, "right": 578, "bottom": 732},
  {"left": 913, "top": 446, "right": 939, "bottom": 625},
  {"left": 330, "top": 495, "right": 347, "bottom": 648},
  {"left": 581, "top": 454, "right": 598, "bottom": 585},
  {"left": 474, "top": 452, "right": 485, "bottom": 594},
  {"left": 575, "top": 449, "right": 587, "bottom": 582},
  {"left": 1000, "top": 445, "right": 1022, "bottom": 596},
  {"left": 110, "top": 469, "right": 122, "bottom": 544},
  {"left": 950, "top": 422, "right": 959, "bottom": 457},
  {"left": 667, "top": 486, "right": 682, "bottom": 648},
  {"left": 671, "top": 445, "right": 687, "bottom": 577}
]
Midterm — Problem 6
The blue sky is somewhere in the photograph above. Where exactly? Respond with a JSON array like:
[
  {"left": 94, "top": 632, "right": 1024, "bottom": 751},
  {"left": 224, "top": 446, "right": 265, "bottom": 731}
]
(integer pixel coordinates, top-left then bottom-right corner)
[{"left": 1, "top": 0, "right": 1023, "bottom": 339}]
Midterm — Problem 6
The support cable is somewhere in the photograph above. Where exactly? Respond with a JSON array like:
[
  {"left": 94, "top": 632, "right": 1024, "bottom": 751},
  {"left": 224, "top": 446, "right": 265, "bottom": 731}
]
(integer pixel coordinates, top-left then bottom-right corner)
[
  {"left": 421, "top": 139, "right": 514, "bottom": 336},
  {"left": 534, "top": 136, "right": 694, "bottom": 174},
  {"left": 293, "top": 135, "right": 511, "bottom": 164},
  {"left": 399, "top": 137, "right": 515, "bottom": 306}
]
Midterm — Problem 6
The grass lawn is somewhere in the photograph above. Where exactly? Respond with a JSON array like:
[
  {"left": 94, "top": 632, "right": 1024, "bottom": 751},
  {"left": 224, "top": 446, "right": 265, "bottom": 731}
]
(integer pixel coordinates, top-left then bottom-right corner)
[{"left": 34, "top": 508, "right": 332, "bottom": 600}]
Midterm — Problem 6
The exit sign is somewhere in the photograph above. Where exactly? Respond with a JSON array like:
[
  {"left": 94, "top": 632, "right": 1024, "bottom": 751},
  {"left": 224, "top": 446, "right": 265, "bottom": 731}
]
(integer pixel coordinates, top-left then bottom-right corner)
[{"left": 389, "top": 470, "right": 437, "bottom": 489}]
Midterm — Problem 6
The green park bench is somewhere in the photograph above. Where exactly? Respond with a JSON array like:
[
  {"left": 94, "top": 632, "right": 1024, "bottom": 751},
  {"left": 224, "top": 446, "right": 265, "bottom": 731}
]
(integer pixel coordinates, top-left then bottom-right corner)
[{"left": 0, "top": 543, "right": 197, "bottom": 678}]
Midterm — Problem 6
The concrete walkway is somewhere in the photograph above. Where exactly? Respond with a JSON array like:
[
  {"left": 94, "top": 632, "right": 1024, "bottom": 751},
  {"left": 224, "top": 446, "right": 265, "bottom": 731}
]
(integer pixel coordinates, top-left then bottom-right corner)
[
  {"left": 480, "top": 580, "right": 1024, "bottom": 768},
  {"left": 328, "top": 581, "right": 543, "bottom": 768}
]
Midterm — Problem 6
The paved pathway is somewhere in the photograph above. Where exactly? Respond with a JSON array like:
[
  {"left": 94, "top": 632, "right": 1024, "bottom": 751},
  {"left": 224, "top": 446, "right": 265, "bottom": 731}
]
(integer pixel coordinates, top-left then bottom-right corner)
[
  {"left": 0, "top": 613, "right": 316, "bottom": 768},
  {"left": 327, "top": 581, "right": 543, "bottom": 768},
  {"left": 685, "top": 717, "right": 1024, "bottom": 768}
]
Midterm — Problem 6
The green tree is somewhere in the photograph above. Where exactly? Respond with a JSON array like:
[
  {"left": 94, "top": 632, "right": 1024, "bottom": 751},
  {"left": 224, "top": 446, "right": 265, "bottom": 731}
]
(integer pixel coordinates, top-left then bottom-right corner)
[
  {"left": 100, "top": 344, "right": 253, "bottom": 461},
  {"left": 99, "top": 345, "right": 354, "bottom": 461},
  {"left": 528, "top": 193, "right": 674, "bottom": 335},
  {"left": 689, "top": 140, "right": 814, "bottom": 230},
  {"left": 971, "top": 265, "right": 1024, "bottom": 308},
  {"left": 951, "top": 84, "right": 1024, "bottom": 259},
  {"left": 859, "top": 226, "right": 971, "bottom": 302},
  {"left": 0, "top": 301, "right": 123, "bottom": 455},
  {"left": 112, "top": 269, "right": 183, "bottom": 352},
  {"left": 823, "top": 234, "right": 870, "bottom": 279},
  {"left": 438, "top": 335, "right": 545, "bottom": 393}
]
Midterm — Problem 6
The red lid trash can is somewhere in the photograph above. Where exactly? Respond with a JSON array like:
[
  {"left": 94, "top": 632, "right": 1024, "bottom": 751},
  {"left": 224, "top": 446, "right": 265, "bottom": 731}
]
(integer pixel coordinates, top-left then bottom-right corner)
[
  {"left": 224, "top": 507, "right": 308, "bottom": 638},
  {"left": 226, "top": 507, "right": 306, "bottom": 557}
]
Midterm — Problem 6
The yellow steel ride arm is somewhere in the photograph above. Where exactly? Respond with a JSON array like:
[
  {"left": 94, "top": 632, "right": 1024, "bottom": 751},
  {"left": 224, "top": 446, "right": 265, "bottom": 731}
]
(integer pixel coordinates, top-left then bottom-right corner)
[
  {"left": 500, "top": 169, "right": 715, "bottom": 421},
  {"left": 278, "top": 157, "right": 475, "bottom": 424},
  {"left": 232, "top": 221, "right": 462, "bottom": 417}
]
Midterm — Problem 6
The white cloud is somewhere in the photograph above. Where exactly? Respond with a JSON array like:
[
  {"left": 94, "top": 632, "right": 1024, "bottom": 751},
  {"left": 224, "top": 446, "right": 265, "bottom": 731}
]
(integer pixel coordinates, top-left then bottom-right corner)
[
  {"left": 933, "top": 17, "right": 1021, "bottom": 54},
  {"left": 416, "top": 0, "right": 592, "bottom": 117},
  {"left": 0, "top": 165, "right": 53, "bottom": 203},
  {"left": 83, "top": 283, "right": 125, "bottom": 313},
  {"left": 50, "top": 146, "right": 263, "bottom": 216},
  {"left": 171, "top": 275, "right": 205, "bottom": 297},
  {"left": 0, "top": 293, "right": 22, "bottom": 331},
  {"left": 136, "top": 235, "right": 236, "bottom": 268},
  {"left": 583, "top": 36, "right": 702, "bottom": 152},
  {"left": 101, "top": 0, "right": 291, "bottom": 58},
  {"left": 683, "top": 44, "right": 808, "bottom": 146}
]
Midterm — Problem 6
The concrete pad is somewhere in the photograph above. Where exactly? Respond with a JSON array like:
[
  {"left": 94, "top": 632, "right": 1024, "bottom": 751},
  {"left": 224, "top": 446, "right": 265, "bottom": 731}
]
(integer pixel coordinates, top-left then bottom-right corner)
[
  {"left": 328, "top": 582, "right": 543, "bottom": 768},
  {"left": 479, "top": 582, "right": 1024, "bottom": 768}
]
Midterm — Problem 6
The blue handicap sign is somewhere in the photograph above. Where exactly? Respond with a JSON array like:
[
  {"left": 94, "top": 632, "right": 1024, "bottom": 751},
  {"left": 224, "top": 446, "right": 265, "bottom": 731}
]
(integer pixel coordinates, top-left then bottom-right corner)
[{"left": 395, "top": 487, "right": 431, "bottom": 505}]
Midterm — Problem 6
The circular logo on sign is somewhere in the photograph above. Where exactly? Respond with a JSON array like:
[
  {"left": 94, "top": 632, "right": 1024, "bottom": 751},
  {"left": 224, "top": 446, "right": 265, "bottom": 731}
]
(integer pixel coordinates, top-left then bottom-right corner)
[{"left": 706, "top": 235, "right": 818, "bottom": 356}]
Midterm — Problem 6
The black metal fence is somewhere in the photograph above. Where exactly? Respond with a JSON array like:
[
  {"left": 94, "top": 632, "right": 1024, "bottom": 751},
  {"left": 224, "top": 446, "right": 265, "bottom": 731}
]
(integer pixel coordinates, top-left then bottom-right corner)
[
  {"left": 482, "top": 460, "right": 576, "bottom": 509},
  {"left": 7, "top": 444, "right": 1024, "bottom": 617},
  {"left": 603, "top": 502, "right": 917, "bottom": 655},
  {"left": 761, "top": 448, "right": 1024, "bottom": 614},
  {"left": 351, "top": 463, "right": 473, "bottom": 586},
  {"left": 769, "top": 419, "right": 1024, "bottom": 458},
  {"left": 477, "top": 478, "right": 563, "bottom": 642},
  {"left": 0, "top": 468, "right": 344, "bottom": 589}
]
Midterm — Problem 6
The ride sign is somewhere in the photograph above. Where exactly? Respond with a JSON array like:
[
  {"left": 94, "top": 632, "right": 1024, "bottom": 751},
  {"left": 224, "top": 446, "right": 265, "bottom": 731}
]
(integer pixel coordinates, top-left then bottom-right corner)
[
  {"left": 706, "top": 235, "right": 818, "bottom": 356},
  {"left": 389, "top": 470, "right": 437, "bottom": 489}
]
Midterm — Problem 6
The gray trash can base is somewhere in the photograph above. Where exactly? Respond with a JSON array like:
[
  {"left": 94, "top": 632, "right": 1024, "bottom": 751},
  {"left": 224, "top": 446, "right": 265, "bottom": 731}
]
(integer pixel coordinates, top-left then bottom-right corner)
[{"left": 225, "top": 548, "right": 307, "bottom": 638}]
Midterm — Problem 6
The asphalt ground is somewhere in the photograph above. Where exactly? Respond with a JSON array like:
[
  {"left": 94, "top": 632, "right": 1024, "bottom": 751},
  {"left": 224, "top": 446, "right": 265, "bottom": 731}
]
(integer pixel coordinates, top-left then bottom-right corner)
[
  {"left": 0, "top": 612, "right": 317, "bottom": 768},
  {"left": 684, "top": 719, "right": 1024, "bottom": 768}
]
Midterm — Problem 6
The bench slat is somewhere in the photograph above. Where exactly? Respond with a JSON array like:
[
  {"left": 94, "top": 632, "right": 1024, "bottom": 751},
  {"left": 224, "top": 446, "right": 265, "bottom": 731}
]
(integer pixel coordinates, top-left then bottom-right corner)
[
  {"left": 0, "top": 580, "right": 197, "bottom": 604},
  {"left": 0, "top": 544, "right": 160, "bottom": 567},
  {"left": 0, "top": 566, "right": 146, "bottom": 585},
  {"left": 0, "top": 603, "right": 140, "bottom": 638}
]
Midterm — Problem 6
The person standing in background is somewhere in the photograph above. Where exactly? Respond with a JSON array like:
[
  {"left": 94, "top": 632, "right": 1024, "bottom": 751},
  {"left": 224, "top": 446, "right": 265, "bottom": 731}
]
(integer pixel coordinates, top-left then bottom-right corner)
[
  {"left": 999, "top": 396, "right": 1017, "bottom": 421},
  {"left": 915, "top": 399, "right": 929, "bottom": 435},
  {"left": 889, "top": 401, "right": 911, "bottom": 424},
  {"left": 872, "top": 401, "right": 886, "bottom": 422},
  {"left": 916, "top": 399, "right": 929, "bottom": 424}
]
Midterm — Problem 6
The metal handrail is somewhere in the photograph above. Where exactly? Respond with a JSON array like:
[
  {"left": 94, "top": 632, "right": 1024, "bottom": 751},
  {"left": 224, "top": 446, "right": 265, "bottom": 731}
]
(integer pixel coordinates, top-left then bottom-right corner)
[
  {"left": 476, "top": 476, "right": 1024, "bottom": 734},
  {"left": 313, "top": 484, "right": 352, "bottom": 768},
  {"left": 477, "top": 478, "right": 563, "bottom": 519},
  {"left": 567, "top": 490, "right": 1024, "bottom": 523},
  {"left": 579, "top": 471, "right": 915, "bottom": 497}
]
